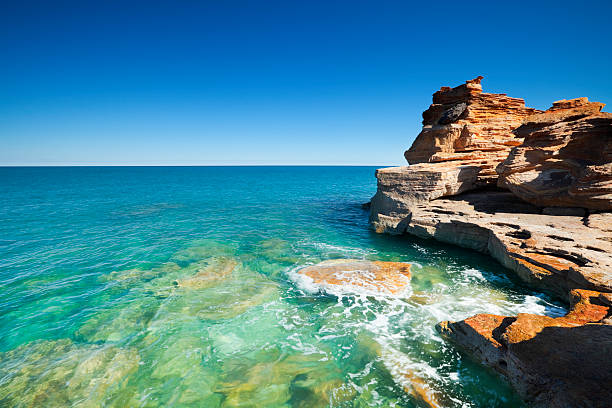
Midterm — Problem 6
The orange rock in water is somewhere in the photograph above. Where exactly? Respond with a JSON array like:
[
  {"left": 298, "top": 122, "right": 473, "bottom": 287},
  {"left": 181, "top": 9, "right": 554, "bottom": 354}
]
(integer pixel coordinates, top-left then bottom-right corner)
[
  {"left": 437, "top": 289, "right": 612, "bottom": 408},
  {"left": 298, "top": 259, "right": 411, "bottom": 295},
  {"left": 401, "top": 372, "right": 443, "bottom": 408}
]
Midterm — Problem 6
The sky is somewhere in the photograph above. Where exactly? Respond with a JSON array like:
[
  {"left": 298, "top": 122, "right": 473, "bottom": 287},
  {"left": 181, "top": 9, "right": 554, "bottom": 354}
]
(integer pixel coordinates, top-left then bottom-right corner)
[{"left": 2, "top": 0, "right": 611, "bottom": 166}]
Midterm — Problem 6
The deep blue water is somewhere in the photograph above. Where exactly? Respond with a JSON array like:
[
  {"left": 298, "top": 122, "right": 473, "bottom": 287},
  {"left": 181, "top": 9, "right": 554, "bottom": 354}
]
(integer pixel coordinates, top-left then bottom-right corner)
[{"left": 0, "top": 166, "right": 564, "bottom": 407}]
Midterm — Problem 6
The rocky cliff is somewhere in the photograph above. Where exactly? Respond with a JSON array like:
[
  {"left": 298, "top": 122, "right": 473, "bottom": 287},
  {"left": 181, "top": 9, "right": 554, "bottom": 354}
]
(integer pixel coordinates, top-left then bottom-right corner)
[
  {"left": 497, "top": 97, "right": 612, "bottom": 210},
  {"left": 369, "top": 77, "right": 612, "bottom": 407},
  {"left": 405, "top": 76, "right": 540, "bottom": 184},
  {"left": 370, "top": 77, "right": 541, "bottom": 233}
]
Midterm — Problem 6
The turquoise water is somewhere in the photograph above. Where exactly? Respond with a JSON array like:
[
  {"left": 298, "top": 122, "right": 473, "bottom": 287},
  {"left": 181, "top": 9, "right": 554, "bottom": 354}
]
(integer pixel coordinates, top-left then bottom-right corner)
[{"left": 0, "top": 166, "right": 565, "bottom": 407}]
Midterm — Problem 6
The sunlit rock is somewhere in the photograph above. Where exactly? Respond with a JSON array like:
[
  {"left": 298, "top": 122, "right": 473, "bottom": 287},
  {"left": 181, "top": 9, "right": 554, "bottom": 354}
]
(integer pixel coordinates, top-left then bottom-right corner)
[
  {"left": 497, "top": 97, "right": 612, "bottom": 210},
  {"left": 437, "top": 289, "right": 612, "bottom": 407},
  {"left": 404, "top": 76, "right": 540, "bottom": 181},
  {"left": 389, "top": 190, "right": 612, "bottom": 298},
  {"left": 297, "top": 259, "right": 412, "bottom": 296},
  {"left": 370, "top": 77, "right": 542, "bottom": 234}
]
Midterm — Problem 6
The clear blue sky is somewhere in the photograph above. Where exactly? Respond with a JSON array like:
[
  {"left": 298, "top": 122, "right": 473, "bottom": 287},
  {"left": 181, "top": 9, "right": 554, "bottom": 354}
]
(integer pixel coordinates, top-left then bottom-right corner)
[{"left": 2, "top": 1, "right": 611, "bottom": 165}]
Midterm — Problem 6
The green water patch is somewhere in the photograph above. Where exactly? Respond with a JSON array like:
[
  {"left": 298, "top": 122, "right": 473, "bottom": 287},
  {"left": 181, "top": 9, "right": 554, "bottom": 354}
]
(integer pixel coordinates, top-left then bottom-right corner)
[{"left": 0, "top": 234, "right": 564, "bottom": 407}]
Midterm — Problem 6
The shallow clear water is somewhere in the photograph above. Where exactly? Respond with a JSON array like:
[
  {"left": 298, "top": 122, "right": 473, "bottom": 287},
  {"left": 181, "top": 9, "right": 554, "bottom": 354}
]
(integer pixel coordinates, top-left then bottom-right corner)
[{"left": 0, "top": 166, "right": 565, "bottom": 407}]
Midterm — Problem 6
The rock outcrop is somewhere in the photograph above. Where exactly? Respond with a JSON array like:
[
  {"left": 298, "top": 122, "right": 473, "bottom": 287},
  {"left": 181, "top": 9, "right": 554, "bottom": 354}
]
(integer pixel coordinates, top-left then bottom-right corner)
[
  {"left": 297, "top": 259, "right": 412, "bottom": 295},
  {"left": 405, "top": 76, "right": 540, "bottom": 183},
  {"left": 370, "top": 77, "right": 540, "bottom": 232},
  {"left": 497, "top": 97, "right": 612, "bottom": 210},
  {"left": 369, "top": 77, "right": 612, "bottom": 406},
  {"left": 370, "top": 78, "right": 612, "bottom": 299},
  {"left": 397, "top": 190, "right": 612, "bottom": 299},
  {"left": 437, "top": 289, "right": 612, "bottom": 408}
]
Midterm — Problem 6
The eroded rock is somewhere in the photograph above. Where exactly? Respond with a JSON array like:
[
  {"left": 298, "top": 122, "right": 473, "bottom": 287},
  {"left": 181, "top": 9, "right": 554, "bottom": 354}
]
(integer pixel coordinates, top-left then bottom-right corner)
[
  {"left": 297, "top": 259, "right": 412, "bottom": 295},
  {"left": 405, "top": 76, "right": 540, "bottom": 184},
  {"left": 497, "top": 97, "right": 612, "bottom": 210},
  {"left": 369, "top": 77, "right": 612, "bottom": 406},
  {"left": 437, "top": 289, "right": 612, "bottom": 408},
  {"left": 371, "top": 77, "right": 541, "bottom": 232},
  {"left": 387, "top": 190, "right": 611, "bottom": 298}
]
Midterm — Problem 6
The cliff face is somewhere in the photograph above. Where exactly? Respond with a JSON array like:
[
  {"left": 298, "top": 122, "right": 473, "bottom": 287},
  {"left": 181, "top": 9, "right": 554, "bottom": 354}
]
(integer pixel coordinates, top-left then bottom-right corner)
[
  {"left": 405, "top": 76, "right": 540, "bottom": 183},
  {"left": 370, "top": 77, "right": 541, "bottom": 234},
  {"left": 497, "top": 97, "right": 612, "bottom": 210},
  {"left": 369, "top": 77, "right": 612, "bottom": 407}
]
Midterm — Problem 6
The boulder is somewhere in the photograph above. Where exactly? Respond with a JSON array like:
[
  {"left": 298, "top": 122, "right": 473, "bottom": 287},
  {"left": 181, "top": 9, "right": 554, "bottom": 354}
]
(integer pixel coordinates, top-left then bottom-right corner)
[
  {"left": 369, "top": 163, "right": 483, "bottom": 233},
  {"left": 497, "top": 97, "right": 612, "bottom": 210},
  {"left": 437, "top": 289, "right": 612, "bottom": 408}
]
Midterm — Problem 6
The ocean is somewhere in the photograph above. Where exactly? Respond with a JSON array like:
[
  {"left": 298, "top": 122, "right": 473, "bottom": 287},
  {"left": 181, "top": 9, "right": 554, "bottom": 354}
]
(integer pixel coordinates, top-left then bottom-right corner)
[{"left": 0, "top": 166, "right": 565, "bottom": 407}]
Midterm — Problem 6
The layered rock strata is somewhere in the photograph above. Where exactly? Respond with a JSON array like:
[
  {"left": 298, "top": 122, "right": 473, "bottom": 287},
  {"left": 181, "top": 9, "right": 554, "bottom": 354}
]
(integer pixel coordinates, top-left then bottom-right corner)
[
  {"left": 404, "top": 76, "right": 540, "bottom": 183},
  {"left": 369, "top": 77, "right": 612, "bottom": 406},
  {"left": 437, "top": 289, "right": 612, "bottom": 408},
  {"left": 370, "top": 77, "right": 540, "bottom": 232},
  {"left": 397, "top": 190, "right": 612, "bottom": 299},
  {"left": 497, "top": 97, "right": 612, "bottom": 210},
  {"left": 370, "top": 78, "right": 612, "bottom": 299}
]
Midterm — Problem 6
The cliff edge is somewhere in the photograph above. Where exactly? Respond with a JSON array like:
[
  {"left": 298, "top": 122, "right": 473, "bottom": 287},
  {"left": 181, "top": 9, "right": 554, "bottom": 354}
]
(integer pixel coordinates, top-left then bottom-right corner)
[{"left": 369, "top": 77, "right": 612, "bottom": 407}]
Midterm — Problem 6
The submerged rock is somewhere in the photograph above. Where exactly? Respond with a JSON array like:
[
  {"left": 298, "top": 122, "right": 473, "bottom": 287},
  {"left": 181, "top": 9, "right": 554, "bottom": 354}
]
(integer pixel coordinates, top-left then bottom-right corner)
[
  {"left": 215, "top": 353, "right": 352, "bottom": 407},
  {"left": 437, "top": 289, "right": 612, "bottom": 408},
  {"left": 497, "top": 97, "right": 612, "bottom": 210},
  {"left": 0, "top": 339, "right": 140, "bottom": 407},
  {"left": 399, "top": 371, "right": 443, "bottom": 408},
  {"left": 298, "top": 259, "right": 412, "bottom": 295},
  {"left": 76, "top": 297, "right": 160, "bottom": 343},
  {"left": 175, "top": 257, "right": 237, "bottom": 289}
]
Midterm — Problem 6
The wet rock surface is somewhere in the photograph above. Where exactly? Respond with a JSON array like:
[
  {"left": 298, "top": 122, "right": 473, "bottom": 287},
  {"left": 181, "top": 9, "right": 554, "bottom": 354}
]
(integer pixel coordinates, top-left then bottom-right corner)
[
  {"left": 298, "top": 259, "right": 412, "bottom": 295},
  {"left": 437, "top": 289, "right": 612, "bottom": 408}
]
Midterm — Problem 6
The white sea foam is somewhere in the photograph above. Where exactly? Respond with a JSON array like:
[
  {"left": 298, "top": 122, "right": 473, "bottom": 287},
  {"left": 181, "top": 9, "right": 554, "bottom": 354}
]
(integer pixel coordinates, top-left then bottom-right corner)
[
  {"left": 287, "top": 260, "right": 567, "bottom": 406},
  {"left": 288, "top": 264, "right": 412, "bottom": 299}
]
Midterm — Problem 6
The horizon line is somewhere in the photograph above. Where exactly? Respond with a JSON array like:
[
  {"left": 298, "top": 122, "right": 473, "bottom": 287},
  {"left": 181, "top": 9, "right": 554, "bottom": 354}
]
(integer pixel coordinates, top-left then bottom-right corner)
[{"left": 0, "top": 163, "right": 399, "bottom": 168}]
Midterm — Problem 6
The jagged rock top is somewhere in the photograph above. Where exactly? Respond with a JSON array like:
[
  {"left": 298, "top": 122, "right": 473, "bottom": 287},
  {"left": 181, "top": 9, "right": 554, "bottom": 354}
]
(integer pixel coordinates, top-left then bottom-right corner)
[
  {"left": 405, "top": 77, "right": 541, "bottom": 184},
  {"left": 431, "top": 75, "right": 484, "bottom": 105}
]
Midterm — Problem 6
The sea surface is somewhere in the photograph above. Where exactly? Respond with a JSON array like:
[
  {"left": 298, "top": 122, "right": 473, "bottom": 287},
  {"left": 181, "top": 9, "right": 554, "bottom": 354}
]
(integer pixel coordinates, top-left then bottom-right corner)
[{"left": 0, "top": 166, "right": 565, "bottom": 407}]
